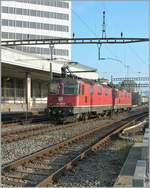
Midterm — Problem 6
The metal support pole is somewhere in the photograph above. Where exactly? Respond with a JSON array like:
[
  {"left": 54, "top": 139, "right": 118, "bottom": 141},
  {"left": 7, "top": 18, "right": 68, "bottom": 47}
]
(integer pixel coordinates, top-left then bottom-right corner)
[
  {"left": 111, "top": 75, "right": 113, "bottom": 84},
  {"left": 49, "top": 45, "right": 54, "bottom": 95},
  {"left": 49, "top": 45, "right": 54, "bottom": 81},
  {"left": 98, "top": 43, "right": 102, "bottom": 61},
  {"left": 25, "top": 72, "right": 31, "bottom": 121},
  {"left": 14, "top": 78, "right": 17, "bottom": 104}
]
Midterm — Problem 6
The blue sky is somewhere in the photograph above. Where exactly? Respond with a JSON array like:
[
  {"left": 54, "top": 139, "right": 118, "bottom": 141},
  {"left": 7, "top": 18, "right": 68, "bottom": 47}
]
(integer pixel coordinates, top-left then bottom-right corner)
[{"left": 71, "top": 0, "right": 149, "bottom": 81}]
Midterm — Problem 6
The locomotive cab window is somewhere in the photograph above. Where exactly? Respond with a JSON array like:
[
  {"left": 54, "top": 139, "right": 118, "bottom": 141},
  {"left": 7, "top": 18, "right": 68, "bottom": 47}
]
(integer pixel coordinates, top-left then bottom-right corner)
[
  {"left": 64, "top": 83, "right": 79, "bottom": 95},
  {"left": 49, "top": 81, "right": 60, "bottom": 94}
]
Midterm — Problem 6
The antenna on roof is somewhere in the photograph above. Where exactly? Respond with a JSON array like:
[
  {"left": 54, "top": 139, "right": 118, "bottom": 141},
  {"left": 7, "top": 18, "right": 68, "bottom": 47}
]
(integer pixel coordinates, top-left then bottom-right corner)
[
  {"left": 98, "top": 10, "right": 106, "bottom": 61},
  {"left": 102, "top": 10, "right": 106, "bottom": 38}
]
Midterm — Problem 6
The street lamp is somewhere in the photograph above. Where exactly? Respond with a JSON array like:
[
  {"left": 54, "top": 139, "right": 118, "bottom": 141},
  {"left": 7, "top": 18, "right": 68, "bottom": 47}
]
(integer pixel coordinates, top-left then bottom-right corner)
[
  {"left": 99, "top": 57, "right": 123, "bottom": 80},
  {"left": 100, "top": 57, "right": 123, "bottom": 63}
]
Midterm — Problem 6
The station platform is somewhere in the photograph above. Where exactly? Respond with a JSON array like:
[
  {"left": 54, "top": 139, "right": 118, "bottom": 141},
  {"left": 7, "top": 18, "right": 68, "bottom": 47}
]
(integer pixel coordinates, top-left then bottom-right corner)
[
  {"left": 114, "top": 129, "right": 149, "bottom": 187},
  {"left": 1, "top": 110, "right": 46, "bottom": 123}
]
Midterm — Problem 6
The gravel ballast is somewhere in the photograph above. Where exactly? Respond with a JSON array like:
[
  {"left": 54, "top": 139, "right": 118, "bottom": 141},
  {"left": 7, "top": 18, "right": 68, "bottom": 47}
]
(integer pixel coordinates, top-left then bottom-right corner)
[
  {"left": 56, "top": 131, "right": 144, "bottom": 187},
  {"left": 2, "top": 119, "right": 114, "bottom": 164}
]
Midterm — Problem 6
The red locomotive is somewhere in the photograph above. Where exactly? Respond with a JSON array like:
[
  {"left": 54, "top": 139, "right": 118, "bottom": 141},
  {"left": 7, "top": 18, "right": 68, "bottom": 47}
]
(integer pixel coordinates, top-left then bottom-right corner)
[{"left": 47, "top": 78, "right": 132, "bottom": 122}]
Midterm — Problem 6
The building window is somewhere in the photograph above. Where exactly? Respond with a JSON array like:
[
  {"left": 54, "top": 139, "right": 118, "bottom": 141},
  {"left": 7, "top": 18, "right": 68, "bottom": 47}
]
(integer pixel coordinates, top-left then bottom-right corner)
[
  {"left": 2, "top": 19, "right": 68, "bottom": 32},
  {"left": 16, "top": 79, "right": 24, "bottom": 97},
  {"left": 9, "top": 32, "right": 15, "bottom": 39},
  {"left": 5, "top": 77, "right": 14, "bottom": 97},
  {"left": 23, "top": 9, "right": 28, "bottom": 15},
  {"left": 16, "top": 21, "right": 22, "bottom": 27},
  {"left": 30, "top": 9, "right": 36, "bottom": 16},
  {"left": 32, "top": 81, "right": 41, "bottom": 97},
  {"left": 2, "top": 32, "right": 9, "bottom": 38},
  {"left": 3, "top": 6, "right": 69, "bottom": 20},
  {"left": 2, "top": 19, "right": 8, "bottom": 26},
  {"left": 2, "top": 6, "right": 8, "bottom": 13},
  {"left": 16, "top": 0, "right": 69, "bottom": 8},
  {"left": 16, "top": 8, "right": 22, "bottom": 15}
]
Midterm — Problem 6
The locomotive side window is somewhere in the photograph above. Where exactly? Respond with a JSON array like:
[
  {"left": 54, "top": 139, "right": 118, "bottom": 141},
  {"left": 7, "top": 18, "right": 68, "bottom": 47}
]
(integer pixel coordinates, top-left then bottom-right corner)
[
  {"left": 85, "top": 96, "right": 87, "bottom": 103},
  {"left": 105, "top": 88, "right": 109, "bottom": 96},
  {"left": 64, "top": 83, "right": 79, "bottom": 95},
  {"left": 98, "top": 85, "right": 102, "bottom": 96},
  {"left": 82, "top": 85, "right": 84, "bottom": 95},
  {"left": 90, "top": 85, "right": 94, "bottom": 96}
]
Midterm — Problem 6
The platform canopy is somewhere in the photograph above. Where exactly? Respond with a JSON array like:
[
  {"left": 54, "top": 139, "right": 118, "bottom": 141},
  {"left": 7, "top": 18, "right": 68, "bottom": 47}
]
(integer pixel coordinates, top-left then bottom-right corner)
[{"left": 1, "top": 47, "right": 99, "bottom": 80}]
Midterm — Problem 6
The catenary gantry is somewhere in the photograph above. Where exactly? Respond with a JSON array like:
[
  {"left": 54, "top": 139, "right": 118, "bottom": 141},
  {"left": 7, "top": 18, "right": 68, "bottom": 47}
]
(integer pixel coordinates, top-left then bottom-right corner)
[
  {"left": 1, "top": 37, "right": 149, "bottom": 46},
  {"left": 112, "top": 77, "right": 150, "bottom": 81}
]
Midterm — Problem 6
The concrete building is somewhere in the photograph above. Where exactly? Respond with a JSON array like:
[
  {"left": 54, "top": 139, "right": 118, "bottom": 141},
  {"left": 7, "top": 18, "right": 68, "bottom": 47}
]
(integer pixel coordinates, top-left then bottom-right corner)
[
  {"left": 1, "top": 47, "right": 99, "bottom": 112},
  {"left": 1, "top": 0, "right": 71, "bottom": 59}
]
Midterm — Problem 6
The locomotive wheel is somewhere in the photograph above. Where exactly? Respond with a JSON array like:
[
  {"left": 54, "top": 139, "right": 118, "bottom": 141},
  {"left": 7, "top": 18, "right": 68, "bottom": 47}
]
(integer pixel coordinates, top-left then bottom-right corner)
[
  {"left": 73, "top": 114, "right": 80, "bottom": 122},
  {"left": 82, "top": 113, "right": 88, "bottom": 121},
  {"left": 85, "top": 114, "right": 89, "bottom": 121},
  {"left": 98, "top": 114, "right": 102, "bottom": 120}
]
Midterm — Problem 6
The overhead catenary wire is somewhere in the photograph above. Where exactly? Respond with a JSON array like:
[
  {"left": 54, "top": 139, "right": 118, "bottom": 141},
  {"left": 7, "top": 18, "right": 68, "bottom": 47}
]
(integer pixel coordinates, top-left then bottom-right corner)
[
  {"left": 72, "top": 6, "right": 128, "bottom": 79},
  {"left": 127, "top": 43, "right": 148, "bottom": 65},
  {"left": 71, "top": 5, "right": 147, "bottom": 81},
  {"left": 71, "top": 7, "right": 119, "bottom": 60}
]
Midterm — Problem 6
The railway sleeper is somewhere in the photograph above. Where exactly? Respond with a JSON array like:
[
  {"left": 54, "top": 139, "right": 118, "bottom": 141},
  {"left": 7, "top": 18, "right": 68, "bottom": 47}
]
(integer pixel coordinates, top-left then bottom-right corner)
[
  {"left": 24, "top": 164, "right": 50, "bottom": 171},
  {"left": 17, "top": 168, "right": 50, "bottom": 176},
  {"left": 1, "top": 179, "right": 24, "bottom": 187},
  {"left": 2, "top": 175, "right": 27, "bottom": 184}
]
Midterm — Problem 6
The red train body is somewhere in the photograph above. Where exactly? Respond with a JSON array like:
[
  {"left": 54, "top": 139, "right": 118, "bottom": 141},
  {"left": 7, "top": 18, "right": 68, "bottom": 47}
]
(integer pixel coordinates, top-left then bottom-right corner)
[{"left": 47, "top": 78, "right": 132, "bottom": 121}]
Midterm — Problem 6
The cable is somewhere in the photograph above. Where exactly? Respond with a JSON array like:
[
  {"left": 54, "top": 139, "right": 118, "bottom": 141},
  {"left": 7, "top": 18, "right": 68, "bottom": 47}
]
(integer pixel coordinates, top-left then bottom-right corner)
[
  {"left": 72, "top": 6, "right": 120, "bottom": 59},
  {"left": 127, "top": 44, "right": 148, "bottom": 65},
  {"left": 71, "top": 5, "right": 125, "bottom": 78},
  {"left": 71, "top": 8, "right": 98, "bottom": 37}
]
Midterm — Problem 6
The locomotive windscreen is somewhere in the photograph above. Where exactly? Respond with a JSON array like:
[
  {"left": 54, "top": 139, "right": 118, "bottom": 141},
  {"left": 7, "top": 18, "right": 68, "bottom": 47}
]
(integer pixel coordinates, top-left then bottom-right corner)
[
  {"left": 49, "top": 80, "right": 60, "bottom": 94},
  {"left": 64, "top": 82, "right": 79, "bottom": 95},
  {"left": 48, "top": 79, "right": 79, "bottom": 95}
]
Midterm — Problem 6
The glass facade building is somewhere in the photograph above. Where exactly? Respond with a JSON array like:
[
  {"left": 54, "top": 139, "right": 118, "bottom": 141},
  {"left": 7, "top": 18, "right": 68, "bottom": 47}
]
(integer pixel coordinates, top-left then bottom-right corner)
[{"left": 1, "top": 0, "right": 71, "bottom": 59}]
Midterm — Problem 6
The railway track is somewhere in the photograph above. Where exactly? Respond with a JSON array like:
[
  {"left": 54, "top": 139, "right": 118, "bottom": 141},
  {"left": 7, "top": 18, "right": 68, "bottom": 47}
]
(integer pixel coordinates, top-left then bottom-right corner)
[
  {"left": 2, "top": 122, "right": 73, "bottom": 143},
  {"left": 1, "top": 111, "right": 145, "bottom": 144},
  {"left": 2, "top": 112, "right": 147, "bottom": 187},
  {"left": 2, "top": 115, "right": 113, "bottom": 144}
]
